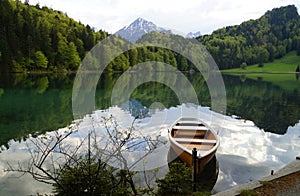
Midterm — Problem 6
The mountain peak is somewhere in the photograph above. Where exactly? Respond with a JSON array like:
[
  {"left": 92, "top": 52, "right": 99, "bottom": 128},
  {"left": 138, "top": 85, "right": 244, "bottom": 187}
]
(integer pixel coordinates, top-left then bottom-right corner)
[
  {"left": 132, "top": 17, "right": 149, "bottom": 25},
  {"left": 135, "top": 17, "right": 145, "bottom": 22},
  {"left": 187, "top": 31, "right": 201, "bottom": 38},
  {"left": 115, "top": 18, "right": 174, "bottom": 43}
]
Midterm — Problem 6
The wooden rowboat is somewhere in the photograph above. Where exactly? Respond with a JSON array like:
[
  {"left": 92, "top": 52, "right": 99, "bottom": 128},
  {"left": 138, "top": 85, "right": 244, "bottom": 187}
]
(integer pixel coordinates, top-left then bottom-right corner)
[{"left": 168, "top": 117, "right": 220, "bottom": 173}]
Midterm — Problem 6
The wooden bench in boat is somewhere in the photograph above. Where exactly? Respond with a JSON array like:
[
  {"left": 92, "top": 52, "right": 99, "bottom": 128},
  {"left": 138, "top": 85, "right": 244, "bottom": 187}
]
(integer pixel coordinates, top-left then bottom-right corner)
[
  {"left": 177, "top": 120, "right": 203, "bottom": 125},
  {"left": 173, "top": 125, "right": 208, "bottom": 131},
  {"left": 174, "top": 132, "right": 206, "bottom": 138},
  {"left": 174, "top": 138, "right": 217, "bottom": 144}
]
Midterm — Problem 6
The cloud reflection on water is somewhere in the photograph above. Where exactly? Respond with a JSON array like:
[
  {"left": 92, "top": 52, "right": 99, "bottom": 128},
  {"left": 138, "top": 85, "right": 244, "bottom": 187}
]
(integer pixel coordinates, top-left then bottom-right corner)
[{"left": 0, "top": 105, "right": 299, "bottom": 195}]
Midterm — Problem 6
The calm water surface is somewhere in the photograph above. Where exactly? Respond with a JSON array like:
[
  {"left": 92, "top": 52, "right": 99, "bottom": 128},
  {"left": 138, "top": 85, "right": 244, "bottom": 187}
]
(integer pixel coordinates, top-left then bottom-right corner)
[{"left": 0, "top": 72, "right": 299, "bottom": 194}]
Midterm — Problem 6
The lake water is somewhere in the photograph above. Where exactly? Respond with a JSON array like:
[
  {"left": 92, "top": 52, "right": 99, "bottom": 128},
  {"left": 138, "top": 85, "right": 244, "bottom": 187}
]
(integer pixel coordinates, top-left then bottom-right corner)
[{"left": 0, "top": 72, "right": 299, "bottom": 195}]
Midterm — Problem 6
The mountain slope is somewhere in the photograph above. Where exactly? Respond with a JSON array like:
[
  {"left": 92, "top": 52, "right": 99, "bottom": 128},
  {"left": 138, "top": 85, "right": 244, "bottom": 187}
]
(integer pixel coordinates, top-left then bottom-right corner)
[
  {"left": 198, "top": 5, "right": 300, "bottom": 69},
  {"left": 1, "top": 1, "right": 299, "bottom": 73},
  {"left": 115, "top": 17, "right": 175, "bottom": 42},
  {"left": 0, "top": 0, "right": 108, "bottom": 72}
]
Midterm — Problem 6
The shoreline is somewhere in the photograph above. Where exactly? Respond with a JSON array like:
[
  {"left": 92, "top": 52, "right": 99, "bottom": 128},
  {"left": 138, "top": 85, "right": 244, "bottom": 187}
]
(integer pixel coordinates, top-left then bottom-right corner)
[
  {"left": 213, "top": 156, "right": 300, "bottom": 196},
  {"left": 222, "top": 71, "right": 300, "bottom": 74}
]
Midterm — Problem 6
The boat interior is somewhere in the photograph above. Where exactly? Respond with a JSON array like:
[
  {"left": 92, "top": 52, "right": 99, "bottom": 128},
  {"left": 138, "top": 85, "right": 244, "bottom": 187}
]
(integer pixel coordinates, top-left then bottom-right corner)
[{"left": 171, "top": 119, "right": 217, "bottom": 151}]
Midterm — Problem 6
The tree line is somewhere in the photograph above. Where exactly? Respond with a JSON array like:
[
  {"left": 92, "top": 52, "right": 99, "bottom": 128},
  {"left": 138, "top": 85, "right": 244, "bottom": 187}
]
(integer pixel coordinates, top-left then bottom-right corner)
[
  {"left": 0, "top": 0, "right": 107, "bottom": 72},
  {"left": 197, "top": 5, "right": 300, "bottom": 69},
  {"left": 0, "top": 1, "right": 299, "bottom": 72},
  {"left": 0, "top": 0, "right": 194, "bottom": 73}
]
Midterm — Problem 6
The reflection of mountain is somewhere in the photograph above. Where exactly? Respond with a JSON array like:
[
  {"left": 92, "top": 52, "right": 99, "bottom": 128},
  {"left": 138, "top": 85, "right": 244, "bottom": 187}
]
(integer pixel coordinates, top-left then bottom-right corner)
[
  {"left": 119, "top": 99, "right": 149, "bottom": 118},
  {"left": 1, "top": 72, "right": 299, "bottom": 148},
  {"left": 97, "top": 72, "right": 299, "bottom": 134}
]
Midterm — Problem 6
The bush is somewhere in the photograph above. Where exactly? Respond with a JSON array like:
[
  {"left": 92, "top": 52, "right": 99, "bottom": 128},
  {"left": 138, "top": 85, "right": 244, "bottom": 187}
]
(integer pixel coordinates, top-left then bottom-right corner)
[
  {"left": 240, "top": 62, "right": 247, "bottom": 69},
  {"left": 258, "top": 62, "right": 264, "bottom": 68},
  {"left": 52, "top": 156, "right": 131, "bottom": 196},
  {"left": 156, "top": 162, "right": 193, "bottom": 195}
]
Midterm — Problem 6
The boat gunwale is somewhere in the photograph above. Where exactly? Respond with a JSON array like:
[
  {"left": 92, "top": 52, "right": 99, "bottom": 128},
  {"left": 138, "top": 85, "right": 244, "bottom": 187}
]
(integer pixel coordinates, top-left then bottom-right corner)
[{"left": 168, "top": 117, "right": 220, "bottom": 158}]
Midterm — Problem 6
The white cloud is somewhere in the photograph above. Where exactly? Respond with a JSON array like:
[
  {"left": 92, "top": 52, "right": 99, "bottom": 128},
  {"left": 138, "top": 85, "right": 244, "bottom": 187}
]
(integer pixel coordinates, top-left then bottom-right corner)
[{"left": 29, "top": 0, "right": 300, "bottom": 34}]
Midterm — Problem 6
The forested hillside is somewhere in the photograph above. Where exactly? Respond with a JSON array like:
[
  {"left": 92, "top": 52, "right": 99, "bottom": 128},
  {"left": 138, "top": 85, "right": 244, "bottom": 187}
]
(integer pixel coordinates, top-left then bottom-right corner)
[
  {"left": 0, "top": 0, "right": 194, "bottom": 72},
  {"left": 1, "top": 1, "right": 299, "bottom": 72},
  {"left": 0, "top": 0, "right": 108, "bottom": 72},
  {"left": 198, "top": 5, "right": 300, "bottom": 69}
]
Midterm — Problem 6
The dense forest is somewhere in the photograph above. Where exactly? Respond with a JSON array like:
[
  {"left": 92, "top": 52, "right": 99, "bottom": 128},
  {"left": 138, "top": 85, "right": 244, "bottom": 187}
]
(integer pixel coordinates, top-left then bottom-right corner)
[
  {"left": 0, "top": 0, "right": 108, "bottom": 72},
  {"left": 198, "top": 5, "right": 300, "bottom": 69},
  {"left": 0, "top": 0, "right": 195, "bottom": 72},
  {"left": 0, "top": 1, "right": 300, "bottom": 71}
]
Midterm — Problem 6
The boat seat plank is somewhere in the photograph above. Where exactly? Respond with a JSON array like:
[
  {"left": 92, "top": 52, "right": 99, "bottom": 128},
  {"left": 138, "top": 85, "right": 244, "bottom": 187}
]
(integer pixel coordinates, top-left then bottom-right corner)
[
  {"left": 177, "top": 120, "right": 203, "bottom": 124},
  {"left": 173, "top": 125, "right": 208, "bottom": 131},
  {"left": 174, "top": 138, "right": 216, "bottom": 144},
  {"left": 174, "top": 132, "right": 205, "bottom": 137}
]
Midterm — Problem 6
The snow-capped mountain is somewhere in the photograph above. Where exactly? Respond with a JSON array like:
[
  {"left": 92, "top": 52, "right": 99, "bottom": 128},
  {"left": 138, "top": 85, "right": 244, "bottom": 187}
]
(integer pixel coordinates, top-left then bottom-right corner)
[
  {"left": 186, "top": 31, "right": 202, "bottom": 38},
  {"left": 114, "top": 17, "right": 175, "bottom": 43}
]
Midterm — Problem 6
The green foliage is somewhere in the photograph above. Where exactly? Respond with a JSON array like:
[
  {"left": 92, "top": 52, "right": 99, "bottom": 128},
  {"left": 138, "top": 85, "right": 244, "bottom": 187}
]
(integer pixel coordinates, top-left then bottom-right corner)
[
  {"left": 0, "top": 0, "right": 107, "bottom": 72},
  {"left": 52, "top": 156, "right": 133, "bottom": 196},
  {"left": 198, "top": 5, "right": 300, "bottom": 69},
  {"left": 223, "top": 51, "right": 300, "bottom": 73},
  {"left": 0, "top": 0, "right": 196, "bottom": 73},
  {"left": 258, "top": 62, "right": 264, "bottom": 68},
  {"left": 239, "top": 189, "right": 258, "bottom": 196},
  {"left": 0, "top": 88, "right": 4, "bottom": 96},
  {"left": 3, "top": 2, "right": 298, "bottom": 73},
  {"left": 192, "top": 191, "right": 211, "bottom": 196},
  {"left": 34, "top": 51, "right": 48, "bottom": 69},
  {"left": 0, "top": 74, "right": 74, "bottom": 147},
  {"left": 224, "top": 74, "right": 300, "bottom": 134},
  {"left": 240, "top": 62, "right": 247, "bottom": 69},
  {"left": 259, "top": 181, "right": 274, "bottom": 187},
  {"left": 111, "top": 53, "right": 130, "bottom": 71},
  {"left": 156, "top": 162, "right": 193, "bottom": 195},
  {"left": 35, "top": 76, "right": 49, "bottom": 94}
]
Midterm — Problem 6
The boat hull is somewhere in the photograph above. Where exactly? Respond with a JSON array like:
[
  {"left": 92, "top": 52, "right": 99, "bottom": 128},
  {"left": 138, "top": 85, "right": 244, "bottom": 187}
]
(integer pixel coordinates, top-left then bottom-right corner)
[
  {"left": 168, "top": 117, "right": 219, "bottom": 174},
  {"left": 170, "top": 139, "right": 217, "bottom": 173}
]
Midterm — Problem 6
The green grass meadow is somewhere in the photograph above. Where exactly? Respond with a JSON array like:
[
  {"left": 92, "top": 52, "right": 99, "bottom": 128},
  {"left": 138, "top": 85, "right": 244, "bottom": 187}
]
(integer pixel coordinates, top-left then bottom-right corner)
[
  {"left": 222, "top": 51, "right": 300, "bottom": 73},
  {"left": 222, "top": 51, "right": 300, "bottom": 92}
]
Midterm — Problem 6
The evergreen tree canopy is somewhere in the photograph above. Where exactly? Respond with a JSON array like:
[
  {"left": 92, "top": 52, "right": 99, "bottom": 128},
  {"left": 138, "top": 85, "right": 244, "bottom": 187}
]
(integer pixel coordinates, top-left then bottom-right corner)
[
  {"left": 0, "top": 1, "right": 299, "bottom": 72},
  {"left": 197, "top": 5, "right": 300, "bottom": 69},
  {"left": 0, "top": 0, "right": 107, "bottom": 72}
]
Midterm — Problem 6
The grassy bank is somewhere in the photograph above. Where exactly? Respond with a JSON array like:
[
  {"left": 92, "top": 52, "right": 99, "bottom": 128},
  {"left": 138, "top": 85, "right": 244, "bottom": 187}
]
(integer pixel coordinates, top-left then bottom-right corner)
[
  {"left": 245, "top": 73, "right": 299, "bottom": 92},
  {"left": 222, "top": 51, "right": 300, "bottom": 73}
]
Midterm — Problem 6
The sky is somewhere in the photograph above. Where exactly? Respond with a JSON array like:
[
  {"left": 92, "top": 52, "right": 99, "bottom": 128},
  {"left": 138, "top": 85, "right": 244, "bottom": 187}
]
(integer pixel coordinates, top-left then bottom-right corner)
[{"left": 29, "top": 0, "right": 300, "bottom": 35}]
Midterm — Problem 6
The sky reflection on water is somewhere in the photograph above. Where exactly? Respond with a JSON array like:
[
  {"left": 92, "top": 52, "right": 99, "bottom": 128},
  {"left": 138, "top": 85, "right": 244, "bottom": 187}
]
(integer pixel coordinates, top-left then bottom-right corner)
[{"left": 0, "top": 105, "right": 299, "bottom": 195}]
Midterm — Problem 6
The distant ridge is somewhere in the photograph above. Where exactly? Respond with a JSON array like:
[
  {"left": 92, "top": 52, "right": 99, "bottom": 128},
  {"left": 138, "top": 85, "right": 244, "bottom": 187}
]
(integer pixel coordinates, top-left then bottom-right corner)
[
  {"left": 115, "top": 18, "right": 181, "bottom": 42},
  {"left": 198, "top": 5, "right": 300, "bottom": 70},
  {"left": 187, "top": 31, "right": 201, "bottom": 38}
]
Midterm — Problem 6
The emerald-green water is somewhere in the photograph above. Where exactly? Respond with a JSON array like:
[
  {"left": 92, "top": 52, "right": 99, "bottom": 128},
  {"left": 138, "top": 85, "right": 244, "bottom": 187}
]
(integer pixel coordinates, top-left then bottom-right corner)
[{"left": 0, "top": 72, "right": 299, "bottom": 148}]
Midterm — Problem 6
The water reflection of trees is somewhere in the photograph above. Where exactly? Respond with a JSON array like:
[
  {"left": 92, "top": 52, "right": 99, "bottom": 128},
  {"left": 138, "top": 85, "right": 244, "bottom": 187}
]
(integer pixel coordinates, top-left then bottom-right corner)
[
  {"left": 100, "top": 72, "right": 300, "bottom": 134},
  {"left": 1, "top": 72, "right": 299, "bottom": 148},
  {"left": 224, "top": 75, "right": 300, "bottom": 134},
  {"left": 0, "top": 74, "right": 74, "bottom": 148}
]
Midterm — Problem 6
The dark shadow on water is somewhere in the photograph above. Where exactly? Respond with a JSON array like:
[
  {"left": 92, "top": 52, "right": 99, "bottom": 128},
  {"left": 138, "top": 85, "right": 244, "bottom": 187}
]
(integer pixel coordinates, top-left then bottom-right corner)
[{"left": 167, "top": 147, "right": 219, "bottom": 192}]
